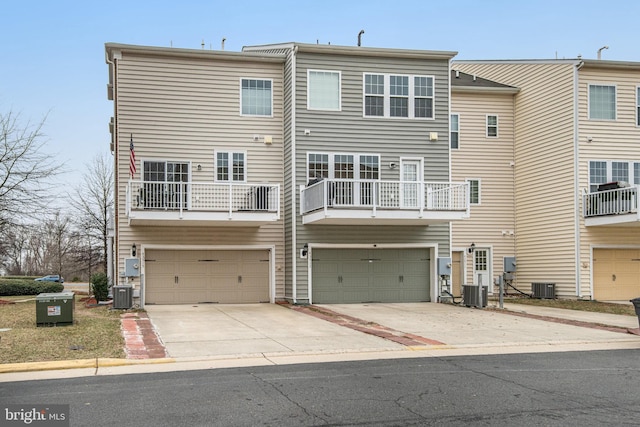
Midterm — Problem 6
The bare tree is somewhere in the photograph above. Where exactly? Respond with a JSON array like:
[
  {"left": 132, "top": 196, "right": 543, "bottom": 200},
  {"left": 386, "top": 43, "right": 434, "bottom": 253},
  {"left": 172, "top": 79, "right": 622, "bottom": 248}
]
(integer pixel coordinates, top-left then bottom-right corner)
[
  {"left": 0, "top": 110, "right": 58, "bottom": 231},
  {"left": 70, "top": 152, "right": 113, "bottom": 272}
]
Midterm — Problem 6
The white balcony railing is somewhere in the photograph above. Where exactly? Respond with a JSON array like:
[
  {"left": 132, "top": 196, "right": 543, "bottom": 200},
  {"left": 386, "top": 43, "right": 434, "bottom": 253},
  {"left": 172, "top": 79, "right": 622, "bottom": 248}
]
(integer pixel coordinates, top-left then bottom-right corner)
[
  {"left": 301, "top": 179, "right": 469, "bottom": 215},
  {"left": 583, "top": 186, "right": 638, "bottom": 217},
  {"left": 126, "top": 181, "right": 279, "bottom": 222}
]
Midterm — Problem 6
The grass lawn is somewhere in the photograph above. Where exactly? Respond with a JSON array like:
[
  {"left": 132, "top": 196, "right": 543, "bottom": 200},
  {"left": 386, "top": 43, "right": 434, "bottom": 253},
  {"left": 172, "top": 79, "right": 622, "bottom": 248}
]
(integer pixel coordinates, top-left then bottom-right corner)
[
  {"left": 503, "top": 296, "right": 637, "bottom": 317},
  {"left": 0, "top": 295, "right": 125, "bottom": 364}
]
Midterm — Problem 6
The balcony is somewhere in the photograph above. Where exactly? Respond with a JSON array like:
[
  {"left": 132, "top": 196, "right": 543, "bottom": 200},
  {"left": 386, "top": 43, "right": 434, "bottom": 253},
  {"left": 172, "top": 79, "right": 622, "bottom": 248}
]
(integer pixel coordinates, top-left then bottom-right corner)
[
  {"left": 126, "top": 181, "right": 280, "bottom": 227},
  {"left": 301, "top": 179, "right": 470, "bottom": 225},
  {"left": 583, "top": 185, "right": 640, "bottom": 227}
]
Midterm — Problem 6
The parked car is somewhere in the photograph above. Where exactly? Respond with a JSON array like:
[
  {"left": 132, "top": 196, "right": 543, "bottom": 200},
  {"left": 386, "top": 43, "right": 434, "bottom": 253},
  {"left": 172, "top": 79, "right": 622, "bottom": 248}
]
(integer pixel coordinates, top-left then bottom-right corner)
[{"left": 34, "top": 275, "right": 64, "bottom": 283}]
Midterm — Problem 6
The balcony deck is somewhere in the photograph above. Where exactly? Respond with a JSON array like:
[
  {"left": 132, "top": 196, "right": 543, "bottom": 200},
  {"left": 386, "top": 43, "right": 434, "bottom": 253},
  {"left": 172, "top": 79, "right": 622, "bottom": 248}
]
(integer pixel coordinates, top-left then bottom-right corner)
[
  {"left": 583, "top": 186, "right": 640, "bottom": 227},
  {"left": 300, "top": 179, "right": 470, "bottom": 225},
  {"left": 126, "top": 181, "right": 280, "bottom": 227}
]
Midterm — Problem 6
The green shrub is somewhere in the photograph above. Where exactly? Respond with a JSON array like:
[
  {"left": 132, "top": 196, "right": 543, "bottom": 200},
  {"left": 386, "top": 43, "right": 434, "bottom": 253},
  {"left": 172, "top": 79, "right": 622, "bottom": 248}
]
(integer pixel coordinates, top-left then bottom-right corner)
[
  {"left": 90, "top": 272, "right": 109, "bottom": 302},
  {"left": 0, "top": 279, "right": 64, "bottom": 296}
]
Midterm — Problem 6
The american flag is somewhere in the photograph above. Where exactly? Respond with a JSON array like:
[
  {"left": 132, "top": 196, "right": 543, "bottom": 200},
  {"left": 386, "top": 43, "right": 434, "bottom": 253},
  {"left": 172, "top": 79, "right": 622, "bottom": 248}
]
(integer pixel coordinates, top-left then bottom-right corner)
[{"left": 129, "top": 134, "right": 136, "bottom": 178}]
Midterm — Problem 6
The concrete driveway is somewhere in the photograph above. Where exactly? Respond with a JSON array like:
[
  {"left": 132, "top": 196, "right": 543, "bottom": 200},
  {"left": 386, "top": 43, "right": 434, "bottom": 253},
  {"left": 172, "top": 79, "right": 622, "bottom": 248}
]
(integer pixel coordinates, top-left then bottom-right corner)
[{"left": 145, "top": 302, "right": 639, "bottom": 361}]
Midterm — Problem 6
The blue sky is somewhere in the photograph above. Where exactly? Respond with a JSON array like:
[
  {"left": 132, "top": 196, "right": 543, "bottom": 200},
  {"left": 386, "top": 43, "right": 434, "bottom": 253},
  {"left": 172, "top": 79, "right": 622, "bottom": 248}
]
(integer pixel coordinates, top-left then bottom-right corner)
[{"left": 1, "top": 0, "right": 638, "bottom": 200}]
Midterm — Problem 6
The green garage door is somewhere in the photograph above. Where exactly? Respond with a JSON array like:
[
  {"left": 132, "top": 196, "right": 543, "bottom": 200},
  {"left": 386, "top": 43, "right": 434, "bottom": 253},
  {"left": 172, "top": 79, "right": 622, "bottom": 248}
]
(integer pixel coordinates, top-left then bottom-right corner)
[{"left": 312, "top": 248, "right": 430, "bottom": 303}]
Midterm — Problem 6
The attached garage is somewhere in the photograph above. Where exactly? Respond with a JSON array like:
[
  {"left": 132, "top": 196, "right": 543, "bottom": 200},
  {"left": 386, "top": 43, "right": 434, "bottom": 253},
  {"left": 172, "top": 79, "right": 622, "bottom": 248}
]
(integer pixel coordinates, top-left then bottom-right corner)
[
  {"left": 593, "top": 248, "right": 640, "bottom": 301},
  {"left": 311, "top": 248, "right": 431, "bottom": 304},
  {"left": 144, "top": 249, "right": 270, "bottom": 304}
]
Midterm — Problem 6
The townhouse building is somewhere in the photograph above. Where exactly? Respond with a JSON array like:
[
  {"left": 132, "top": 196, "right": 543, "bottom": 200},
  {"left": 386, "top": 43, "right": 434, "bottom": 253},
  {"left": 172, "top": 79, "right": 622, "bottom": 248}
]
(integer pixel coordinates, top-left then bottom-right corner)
[
  {"left": 449, "top": 71, "right": 519, "bottom": 297},
  {"left": 244, "top": 43, "right": 469, "bottom": 304},
  {"left": 454, "top": 59, "right": 640, "bottom": 301},
  {"left": 105, "top": 44, "right": 286, "bottom": 306}
]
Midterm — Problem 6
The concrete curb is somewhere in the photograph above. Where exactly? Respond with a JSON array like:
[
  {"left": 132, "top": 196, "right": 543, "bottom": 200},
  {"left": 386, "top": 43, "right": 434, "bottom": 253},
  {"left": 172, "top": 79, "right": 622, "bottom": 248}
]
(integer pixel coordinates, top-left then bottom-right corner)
[{"left": 0, "top": 357, "right": 175, "bottom": 374}]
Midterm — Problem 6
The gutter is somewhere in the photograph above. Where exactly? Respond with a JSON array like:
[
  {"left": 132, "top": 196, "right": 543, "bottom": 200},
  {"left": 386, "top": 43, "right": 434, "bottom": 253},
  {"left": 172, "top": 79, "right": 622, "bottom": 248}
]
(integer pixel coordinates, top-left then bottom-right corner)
[{"left": 291, "top": 45, "right": 298, "bottom": 304}]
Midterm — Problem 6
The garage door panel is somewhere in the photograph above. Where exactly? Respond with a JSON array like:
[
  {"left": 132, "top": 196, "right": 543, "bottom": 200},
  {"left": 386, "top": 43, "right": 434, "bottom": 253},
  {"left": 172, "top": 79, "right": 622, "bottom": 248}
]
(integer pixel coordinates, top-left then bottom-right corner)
[
  {"left": 594, "top": 248, "right": 640, "bottom": 301},
  {"left": 312, "top": 248, "right": 430, "bottom": 304},
  {"left": 145, "top": 249, "right": 269, "bottom": 304}
]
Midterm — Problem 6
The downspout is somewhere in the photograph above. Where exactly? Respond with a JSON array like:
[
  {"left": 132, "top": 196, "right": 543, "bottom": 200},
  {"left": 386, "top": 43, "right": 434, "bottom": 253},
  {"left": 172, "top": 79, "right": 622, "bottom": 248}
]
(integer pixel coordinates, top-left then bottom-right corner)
[
  {"left": 573, "top": 60, "right": 584, "bottom": 298},
  {"left": 291, "top": 45, "right": 298, "bottom": 303},
  {"left": 105, "top": 48, "right": 119, "bottom": 286}
]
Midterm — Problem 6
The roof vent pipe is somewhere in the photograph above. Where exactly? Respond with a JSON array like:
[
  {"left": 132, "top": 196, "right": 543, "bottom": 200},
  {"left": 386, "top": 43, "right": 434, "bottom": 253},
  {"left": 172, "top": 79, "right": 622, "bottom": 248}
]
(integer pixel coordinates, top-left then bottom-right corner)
[
  {"left": 455, "top": 70, "right": 460, "bottom": 78},
  {"left": 221, "top": 38, "right": 226, "bottom": 51},
  {"left": 357, "top": 29, "right": 365, "bottom": 47},
  {"left": 473, "top": 75, "right": 476, "bottom": 81},
  {"left": 597, "top": 45, "right": 609, "bottom": 60}
]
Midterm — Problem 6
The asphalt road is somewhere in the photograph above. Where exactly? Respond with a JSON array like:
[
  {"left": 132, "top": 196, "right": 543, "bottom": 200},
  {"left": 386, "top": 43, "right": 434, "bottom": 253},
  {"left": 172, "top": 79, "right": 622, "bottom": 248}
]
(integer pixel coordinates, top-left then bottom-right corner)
[{"left": 2, "top": 349, "right": 639, "bottom": 426}]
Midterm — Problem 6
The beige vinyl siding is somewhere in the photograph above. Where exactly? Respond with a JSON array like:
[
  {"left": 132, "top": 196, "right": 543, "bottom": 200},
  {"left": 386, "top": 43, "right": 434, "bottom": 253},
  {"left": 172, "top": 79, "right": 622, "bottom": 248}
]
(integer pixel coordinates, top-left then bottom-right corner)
[
  {"left": 577, "top": 65, "right": 640, "bottom": 298},
  {"left": 293, "top": 52, "right": 452, "bottom": 301},
  {"left": 455, "top": 62, "right": 579, "bottom": 297},
  {"left": 451, "top": 91, "right": 516, "bottom": 290},
  {"left": 113, "top": 50, "right": 286, "bottom": 298}
]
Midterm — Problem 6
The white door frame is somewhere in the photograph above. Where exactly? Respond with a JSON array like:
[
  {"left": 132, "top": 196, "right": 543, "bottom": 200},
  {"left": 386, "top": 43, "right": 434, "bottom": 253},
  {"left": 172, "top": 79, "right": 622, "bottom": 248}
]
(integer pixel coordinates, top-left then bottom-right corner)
[
  {"left": 472, "top": 246, "right": 493, "bottom": 294},
  {"left": 400, "top": 157, "right": 423, "bottom": 209}
]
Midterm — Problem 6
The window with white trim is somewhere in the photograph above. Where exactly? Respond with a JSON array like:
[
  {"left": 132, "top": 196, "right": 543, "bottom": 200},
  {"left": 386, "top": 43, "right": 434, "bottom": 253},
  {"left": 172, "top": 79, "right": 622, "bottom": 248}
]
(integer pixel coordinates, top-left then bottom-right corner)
[
  {"left": 307, "top": 152, "right": 380, "bottom": 181},
  {"left": 589, "top": 160, "right": 640, "bottom": 192},
  {"left": 450, "top": 114, "right": 459, "bottom": 149},
  {"left": 486, "top": 115, "right": 498, "bottom": 137},
  {"left": 363, "top": 73, "right": 434, "bottom": 119},
  {"left": 216, "top": 151, "right": 245, "bottom": 182},
  {"left": 467, "top": 179, "right": 480, "bottom": 205},
  {"left": 637, "top": 87, "right": 640, "bottom": 126},
  {"left": 589, "top": 84, "right": 616, "bottom": 120},
  {"left": 308, "top": 70, "right": 341, "bottom": 110},
  {"left": 241, "top": 78, "right": 272, "bottom": 116}
]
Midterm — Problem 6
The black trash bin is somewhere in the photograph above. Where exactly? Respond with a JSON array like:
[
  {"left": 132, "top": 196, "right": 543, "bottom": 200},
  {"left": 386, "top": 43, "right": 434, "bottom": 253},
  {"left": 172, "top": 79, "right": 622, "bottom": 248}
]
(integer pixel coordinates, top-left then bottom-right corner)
[{"left": 630, "top": 298, "right": 640, "bottom": 329}]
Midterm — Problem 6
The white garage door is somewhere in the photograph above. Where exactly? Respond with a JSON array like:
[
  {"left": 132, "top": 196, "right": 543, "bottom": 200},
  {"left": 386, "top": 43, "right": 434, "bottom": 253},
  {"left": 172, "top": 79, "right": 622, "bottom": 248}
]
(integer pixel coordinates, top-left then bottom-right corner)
[
  {"left": 593, "top": 248, "right": 640, "bottom": 301},
  {"left": 312, "top": 248, "right": 430, "bottom": 304},
  {"left": 145, "top": 249, "right": 270, "bottom": 304}
]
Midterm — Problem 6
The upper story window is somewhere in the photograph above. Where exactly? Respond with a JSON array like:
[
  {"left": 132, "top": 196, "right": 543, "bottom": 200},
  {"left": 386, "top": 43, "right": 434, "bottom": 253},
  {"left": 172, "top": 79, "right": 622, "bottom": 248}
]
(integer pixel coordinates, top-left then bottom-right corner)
[
  {"left": 308, "top": 70, "right": 341, "bottom": 111},
  {"left": 467, "top": 179, "right": 480, "bottom": 205},
  {"left": 486, "top": 115, "right": 498, "bottom": 137},
  {"left": 451, "top": 114, "right": 459, "bottom": 149},
  {"left": 216, "top": 151, "right": 245, "bottom": 182},
  {"left": 589, "top": 160, "right": 640, "bottom": 192},
  {"left": 363, "top": 73, "right": 434, "bottom": 119},
  {"left": 637, "top": 87, "right": 640, "bottom": 126},
  {"left": 588, "top": 84, "right": 616, "bottom": 120},
  {"left": 241, "top": 78, "right": 272, "bottom": 116},
  {"left": 307, "top": 152, "right": 380, "bottom": 181}
]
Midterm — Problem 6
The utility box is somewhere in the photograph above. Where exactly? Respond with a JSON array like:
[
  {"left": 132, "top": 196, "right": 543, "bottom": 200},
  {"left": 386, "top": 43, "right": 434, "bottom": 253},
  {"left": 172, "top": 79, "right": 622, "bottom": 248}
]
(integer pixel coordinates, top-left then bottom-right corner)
[
  {"left": 125, "top": 258, "right": 140, "bottom": 277},
  {"left": 503, "top": 256, "right": 517, "bottom": 273},
  {"left": 113, "top": 285, "right": 133, "bottom": 309},
  {"left": 36, "top": 292, "right": 75, "bottom": 326},
  {"left": 437, "top": 257, "right": 452, "bottom": 276}
]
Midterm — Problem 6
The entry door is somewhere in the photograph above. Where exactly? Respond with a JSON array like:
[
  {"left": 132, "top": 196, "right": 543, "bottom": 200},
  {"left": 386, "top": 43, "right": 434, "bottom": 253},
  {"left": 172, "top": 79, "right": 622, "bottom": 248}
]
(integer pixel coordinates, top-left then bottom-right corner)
[
  {"left": 473, "top": 248, "right": 491, "bottom": 291},
  {"left": 401, "top": 160, "right": 421, "bottom": 208}
]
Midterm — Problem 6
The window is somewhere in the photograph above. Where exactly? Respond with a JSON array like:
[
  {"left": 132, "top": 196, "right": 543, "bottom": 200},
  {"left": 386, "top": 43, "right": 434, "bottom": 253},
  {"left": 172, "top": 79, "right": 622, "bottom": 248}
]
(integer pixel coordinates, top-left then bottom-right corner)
[
  {"left": 486, "top": 115, "right": 498, "bottom": 137},
  {"left": 216, "top": 152, "right": 245, "bottom": 182},
  {"left": 241, "top": 78, "right": 272, "bottom": 116},
  {"left": 589, "top": 84, "right": 616, "bottom": 120},
  {"left": 307, "top": 152, "right": 379, "bottom": 181},
  {"left": 450, "top": 114, "right": 459, "bottom": 149},
  {"left": 308, "top": 70, "right": 341, "bottom": 110},
  {"left": 363, "top": 73, "right": 434, "bottom": 119},
  {"left": 637, "top": 87, "right": 640, "bottom": 126},
  {"left": 142, "top": 160, "right": 189, "bottom": 210},
  {"left": 414, "top": 76, "right": 434, "bottom": 118},
  {"left": 589, "top": 160, "right": 640, "bottom": 192},
  {"left": 364, "top": 74, "right": 384, "bottom": 117},
  {"left": 467, "top": 179, "right": 480, "bottom": 205}
]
